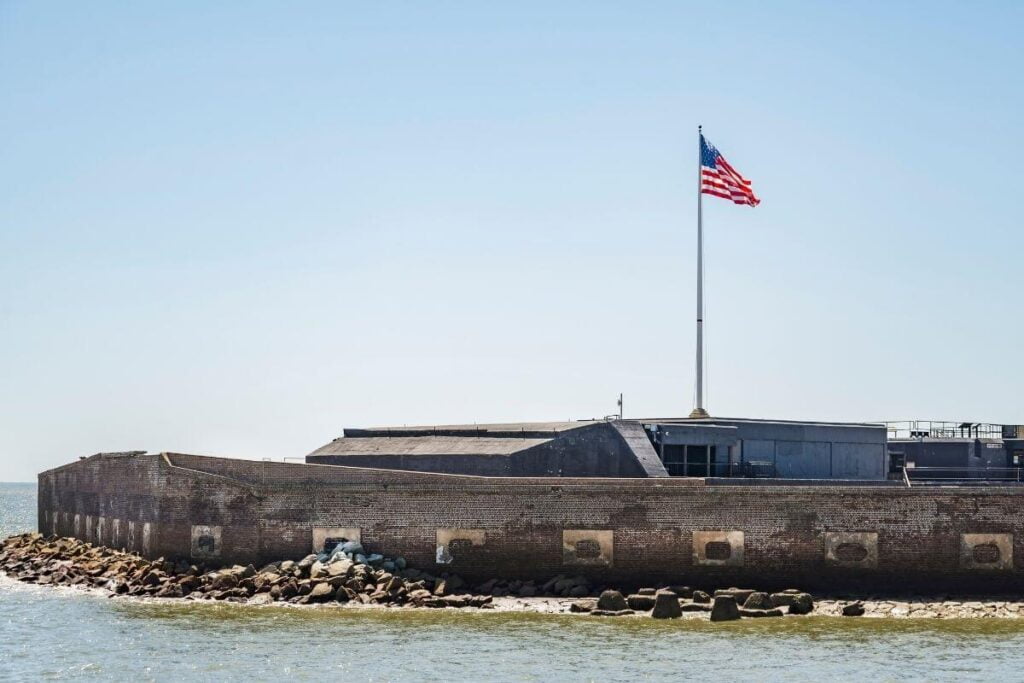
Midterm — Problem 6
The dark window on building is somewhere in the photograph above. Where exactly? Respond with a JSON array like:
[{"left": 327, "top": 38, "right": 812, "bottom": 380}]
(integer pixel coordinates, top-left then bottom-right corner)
[{"left": 660, "top": 444, "right": 715, "bottom": 477}]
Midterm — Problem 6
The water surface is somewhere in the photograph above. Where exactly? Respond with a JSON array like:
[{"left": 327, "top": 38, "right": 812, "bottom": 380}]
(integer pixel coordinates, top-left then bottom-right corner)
[{"left": 1, "top": 482, "right": 1022, "bottom": 681}]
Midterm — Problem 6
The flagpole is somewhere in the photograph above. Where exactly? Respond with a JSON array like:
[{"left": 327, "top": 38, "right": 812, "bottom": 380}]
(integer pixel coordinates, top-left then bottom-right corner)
[{"left": 690, "top": 125, "right": 709, "bottom": 419}]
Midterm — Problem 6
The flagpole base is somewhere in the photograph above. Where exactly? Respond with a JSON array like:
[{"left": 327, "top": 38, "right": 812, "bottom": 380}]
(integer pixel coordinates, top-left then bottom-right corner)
[{"left": 688, "top": 408, "right": 711, "bottom": 419}]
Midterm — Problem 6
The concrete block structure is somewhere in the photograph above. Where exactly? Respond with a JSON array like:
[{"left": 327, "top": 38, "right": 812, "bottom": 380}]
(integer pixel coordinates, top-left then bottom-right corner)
[
  {"left": 646, "top": 418, "right": 887, "bottom": 479},
  {"left": 307, "top": 417, "right": 889, "bottom": 481},
  {"left": 306, "top": 420, "right": 669, "bottom": 477},
  {"left": 37, "top": 448, "right": 1024, "bottom": 592},
  {"left": 887, "top": 421, "right": 1024, "bottom": 482}
]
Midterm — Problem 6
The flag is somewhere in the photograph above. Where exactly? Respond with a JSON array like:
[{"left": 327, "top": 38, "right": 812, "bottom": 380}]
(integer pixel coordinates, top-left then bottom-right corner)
[{"left": 700, "top": 135, "right": 760, "bottom": 206}]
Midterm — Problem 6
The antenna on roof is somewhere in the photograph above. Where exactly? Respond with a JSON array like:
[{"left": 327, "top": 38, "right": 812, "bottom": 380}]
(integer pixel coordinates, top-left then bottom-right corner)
[{"left": 617, "top": 393, "right": 624, "bottom": 420}]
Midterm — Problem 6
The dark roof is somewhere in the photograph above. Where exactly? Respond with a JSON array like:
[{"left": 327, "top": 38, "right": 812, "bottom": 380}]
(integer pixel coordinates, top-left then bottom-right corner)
[{"left": 308, "top": 435, "right": 552, "bottom": 458}]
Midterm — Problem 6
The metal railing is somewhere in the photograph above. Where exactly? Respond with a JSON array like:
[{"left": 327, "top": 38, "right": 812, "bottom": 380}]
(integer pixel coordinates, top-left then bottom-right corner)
[
  {"left": 663, "top": 461, "right": 776, "bottom": 478},
  {"left": 886, "top": 420, "right": 1005, "bottom": 441},
  {"left": 904, "top": 466, "right": 1024, "bottom": 483}
]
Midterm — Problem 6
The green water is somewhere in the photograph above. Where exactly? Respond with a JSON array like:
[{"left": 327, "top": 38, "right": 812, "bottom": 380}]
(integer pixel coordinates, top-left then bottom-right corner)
[{"left": 2, "top": 482, "right": 1023, "bottom": 681}]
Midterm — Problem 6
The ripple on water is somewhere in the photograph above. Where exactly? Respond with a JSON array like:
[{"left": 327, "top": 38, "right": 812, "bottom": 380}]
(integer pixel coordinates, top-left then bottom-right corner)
[{"left": 4, "top": 484, "right": 1024, "bottom": 681}]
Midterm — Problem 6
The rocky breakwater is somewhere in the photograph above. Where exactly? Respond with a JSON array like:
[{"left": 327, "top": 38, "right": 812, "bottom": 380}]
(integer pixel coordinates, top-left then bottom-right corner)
[
  {"left": 570, "top": 586, "right": 816, "bottom": 621},
  {"left": 0, "top": 533, "right": 493, "bottom": 609},
  {"left": 3, "top": 533, "right": 826, "bottom": 620}
]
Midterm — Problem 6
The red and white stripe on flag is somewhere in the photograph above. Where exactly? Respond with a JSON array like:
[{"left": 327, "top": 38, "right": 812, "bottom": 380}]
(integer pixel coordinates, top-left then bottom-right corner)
[{"left": 700, "top": 135, "right": 760, "bottom": 207}]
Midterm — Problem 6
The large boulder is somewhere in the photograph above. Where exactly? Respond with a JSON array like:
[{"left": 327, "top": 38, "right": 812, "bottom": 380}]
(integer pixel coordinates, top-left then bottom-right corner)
[
  {"left": 742, "top": 592, "right": 773, "bottom": 610},
  {"left": 598, "top": 589, "right": 626, "bottom": 610},
  {"left": 248, "top": 592, "right": 274, "bottom": 605},
  {"left": 627, "top": 594, "right": 657, "bottom": 611},
  {"left": 569, "top": 600, "right": 596, "bottom": 613},
  {"left": 769, "top": 590, "right": 806, "bottom": 607},
  {"left": 667, "top": 585, "right": 693, "bottom": 599},
  {"left": 651, "top": 590, "right": 682, "bottom": 619},
  {"left": 301, "top": 582, "right": 334, "bottom": 604},
  {"left": 710, "top": 596, "right": 741, "bottom": 622},
  {"left": 554, "top": 575, "right": 589, "bottom": 596},
  {"left": 787, "top": 593, "right": 814, "bottom": 615},
  {"left": 597, "top": 590, "right": 629, "bottom": 612},
  {"left": 842, "top": 601, "right": 865, "bottom": 617},
  {"left": 211, "top": 572, "right": 237, "bottom": 590},
  {"left": 327, "top": 560, "right": 352, "bottom": 578}
]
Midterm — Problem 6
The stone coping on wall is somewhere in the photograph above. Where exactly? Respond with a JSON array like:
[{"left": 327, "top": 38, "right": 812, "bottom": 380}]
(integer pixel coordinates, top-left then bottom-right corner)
[
  {"left": 704, "top": 478, "right": 907, "bottom": 487},
  {"left": 38, "top": 451, "right": 1024, "bottom": 496}
]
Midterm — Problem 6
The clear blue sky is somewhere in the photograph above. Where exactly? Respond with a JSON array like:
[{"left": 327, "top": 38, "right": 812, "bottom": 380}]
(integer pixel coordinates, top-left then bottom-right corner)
[{"left": 2, "top": 2, "right": 1021, "bottom": 480}]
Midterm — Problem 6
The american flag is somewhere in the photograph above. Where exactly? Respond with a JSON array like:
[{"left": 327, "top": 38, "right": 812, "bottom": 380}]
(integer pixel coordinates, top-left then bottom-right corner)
[{"left": 700, "top": 134, "right": 760, "bottom": 206}]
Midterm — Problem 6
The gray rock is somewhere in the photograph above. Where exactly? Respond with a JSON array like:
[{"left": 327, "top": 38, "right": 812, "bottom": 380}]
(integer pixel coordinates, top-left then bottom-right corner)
[
  {"left": 440, "top": 594, "right": 471, "bottom": 608},
  {"left": 296, "top": 554, "right": 318, "bottom": 570},
  {"left": 651, "top": 591, "right": 683, "bottom": 619},
  {"left": 627, "top": 594, "right": 657, "bottom": 611},
  {"left": 569, "top": 600, "right": 596, "bottom": 613},
  {"left": 518, "top": 584, "right": 537, "bottom": 597},
  {"left": 554, "top": 576, "right": 588, "bottom": 596},
  {"left": 308, "top": 582, "right": 334, "bottom": 602},
  {"left": 597, "top": 590, "right": 628, "bottom": 611},
  {"left": 743, "top": 591, "right": 773, "bottom": 610},
  {"left": 552, "top": 576, "right": 575, "bottom": 592},
  {"left": 842, "top": 601, "right": 865, "bottom": 617},
  {"left": 339, "top": 541, "right": 363, "bottom": 555},
  {"left": 770, "top": 592, "right": 801, "bottom": 608},
  {"left": 667, "top": 585, "right": 693, "bottom": 598},
  {"left": 248, "top": 592, "right": 274, "bottom": 605},
  {"left": 326, "top": 560, "right": 351, "bottom": 578},
  {"left": 710, "top": 596, "right": 741, "bottom": 622},
  {"left": 692, "top": 590, "right": 711, "bottom": 603},
  {"left": 638, "top": 587, "right": 657, "bottom": 596},
  {"left": 787, "top": 593, "right": 814, "bottom": 615}
]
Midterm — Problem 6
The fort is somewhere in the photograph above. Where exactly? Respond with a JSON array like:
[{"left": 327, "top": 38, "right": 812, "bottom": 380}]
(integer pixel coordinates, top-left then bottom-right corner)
[{"left": 37, "top": 416, "right": 1024, "bottom": 593}]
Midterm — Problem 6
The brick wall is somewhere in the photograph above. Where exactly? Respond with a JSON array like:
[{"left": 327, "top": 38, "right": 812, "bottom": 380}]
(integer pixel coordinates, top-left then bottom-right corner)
[{"left": 36, "top": 452, "right": 1024, "bottom": 593}]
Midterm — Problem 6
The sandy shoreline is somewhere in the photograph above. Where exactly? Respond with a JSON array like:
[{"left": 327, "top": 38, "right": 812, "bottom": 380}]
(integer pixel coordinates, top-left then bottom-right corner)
[
  {"left": 497, "top": 596, "right": 1024, "bottom": 619},
  {"left": 4, "top": 572, "right": 1022, "bottom": 620}
]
